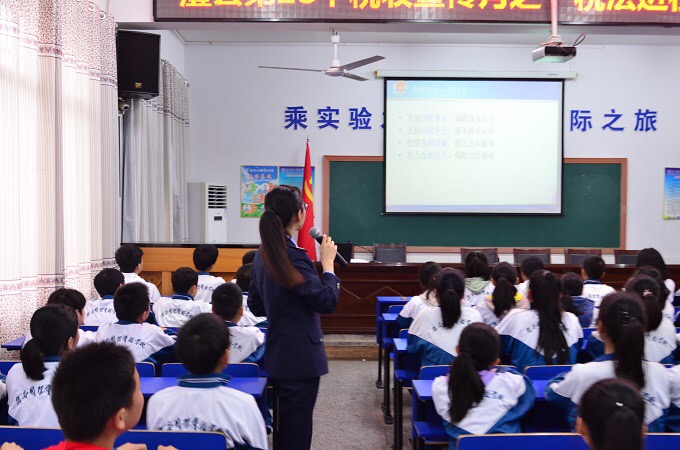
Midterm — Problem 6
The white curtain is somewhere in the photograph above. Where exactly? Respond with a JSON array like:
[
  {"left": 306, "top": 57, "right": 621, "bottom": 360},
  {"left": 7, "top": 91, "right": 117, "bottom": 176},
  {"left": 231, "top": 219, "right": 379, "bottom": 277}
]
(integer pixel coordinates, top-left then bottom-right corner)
[
  {"left": 0, "top": 0, "right": 119, "bottom": 355},
  {"left": 122, "top": 60, "right": 189, "bottom": 243}
]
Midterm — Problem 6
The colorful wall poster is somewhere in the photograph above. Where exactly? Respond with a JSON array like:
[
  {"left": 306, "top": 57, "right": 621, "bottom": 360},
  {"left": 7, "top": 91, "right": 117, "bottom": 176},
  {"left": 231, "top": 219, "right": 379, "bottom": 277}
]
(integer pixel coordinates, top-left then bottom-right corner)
[
  {"left": 279, "top": 166, "right": 315, "bottom": 191},
  {"left": 664, "top": 168, "right": 680, "bottom": 219},
  {"left": 241, "top": 166, "right": 278, "bottom": 218}
]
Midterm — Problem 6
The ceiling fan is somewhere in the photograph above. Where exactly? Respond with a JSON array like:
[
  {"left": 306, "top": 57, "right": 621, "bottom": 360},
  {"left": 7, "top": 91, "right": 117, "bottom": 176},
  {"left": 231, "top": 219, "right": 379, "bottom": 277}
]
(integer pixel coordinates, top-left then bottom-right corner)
[{"left": 258, "top": 30, "right": 385, "bottom": 82}]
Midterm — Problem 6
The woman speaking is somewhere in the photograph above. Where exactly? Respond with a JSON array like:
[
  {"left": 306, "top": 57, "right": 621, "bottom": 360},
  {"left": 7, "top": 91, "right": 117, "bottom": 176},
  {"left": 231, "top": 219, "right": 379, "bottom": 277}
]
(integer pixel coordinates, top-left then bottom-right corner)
[{"left": 248, "top": 185, "right": 340, "bottom": 450}]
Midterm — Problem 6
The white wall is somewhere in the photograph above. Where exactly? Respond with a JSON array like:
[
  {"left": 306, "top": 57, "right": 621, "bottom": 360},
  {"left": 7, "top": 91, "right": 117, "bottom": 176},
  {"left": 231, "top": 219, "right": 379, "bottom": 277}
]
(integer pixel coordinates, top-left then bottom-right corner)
[{"left": 185, "top": 41, "right": 680, "bottom": 259}]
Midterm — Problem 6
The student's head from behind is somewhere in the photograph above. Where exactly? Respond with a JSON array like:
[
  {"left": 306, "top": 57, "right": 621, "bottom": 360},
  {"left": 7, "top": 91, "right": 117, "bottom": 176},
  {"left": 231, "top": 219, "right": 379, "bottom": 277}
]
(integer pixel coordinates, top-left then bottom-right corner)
[
  {"left": 235, "top": 263, "right": 252, "bottom": 292},
  {"left": 114, "top": 243, "right": 144, "bottom": 274},
  {"left": 582, "top": 256, "right": 606, "bottom": 281},
  {"left": 418, "top": 261, "right": 442, "bottom": 292},
  {"left": 560, "top": 272, "right": 584, "bottom": 317},
  {"left": 598, "top": 292, "right": 647, "bottom": 388},
  {"left": 636, "top": 247, "right": 668, "bottom": 280},
  {"left": 242, "top": 249, "right": 257, "bottom": 266},
  {"left": 435, "top": 268, "right": 465, "bottom": 329},
  {"left": 464, "top": 251, "right": 490, "bottom": 280},
  {"left": 520, "top": 256, "right": 545, "bottom": 281},
  {"left": 47, "top": 288, "right": 87, "bottom": 325},
  {"left": 625, "top": 274, "right": 663, "bottom": 332},
  {"left": 528, "top": 270, "right": 569, "bottom": 365},
  {"left": 176, "top": 313, "right": 230, "bottom": 375},
  {"left": 22, "top": 304, "right": 79, "bottom": 381},
  {"left": 633, "top": 265, "right": 670, "bottom": 303},
  {"left": 51, "top": 342, "right": 143, "bottom": 443},
  {"left": 94, "top": 268, "right": 125, "bottom": 298},
  {"left": 172, "top": 267, "right": 199, "bottom": 297},
  {"left": 490, "top": 262, "right": 518, "bottom": 318},
  {"left": 193, "top": 244, "right": 219, "bottom": 272},
  {"left": 212, "top": 283, "right": 243, "bottom": 323},
  {"left": 577, "top": 378, "right": 645, "bottom": 450},
  {"left": 113, "top": 282, "right": 150, "bottom": 323},
  {"left": 448, "top": 323, "right": 501, "bottom": 423}
]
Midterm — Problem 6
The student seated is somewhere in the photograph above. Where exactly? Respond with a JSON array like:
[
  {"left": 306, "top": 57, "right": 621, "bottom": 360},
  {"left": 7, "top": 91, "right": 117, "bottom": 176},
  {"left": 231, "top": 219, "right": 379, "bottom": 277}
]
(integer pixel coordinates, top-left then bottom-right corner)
[
  {"left": 115, "top": 243, "right": 161, "bottom": 304},
  {"left": 516, "top": 256, "right": 545, "bottom": 298},
  {"left": 84, "top": 268, "right": 125, "bottom": 326},
  {"left": 234, "top": 264, "right": 267, "bottom": 327},
  {"left": 577, "top": 378, "right": 646, "bottom": 450},
  {"left": 586, "top": 275, "right": 677, "bottom": 363},
  {"left": 153, "top": 267, "right": 212, "bottom": 328},
  {"left": 463, "top": 252, "right": 493, "bottom": 307},
  {"left": 474, "top": 262, "right": 526, "bottom": 328},
  {"left": 634, "top": 266, "right": 675, "bottom": 322},
  {"left": 636, "top": 247, "right": 675, "bottom": 305},
  {"left": 7, "top": 304, "right": 78, "bottom": 427},
  {"left": 546, "top": 292, "right": 670, "bottom": 432},
  {"left": 432, "top": 323, "right": 535, "bottom": 448},
  {"left": 194, "top": 244, "right": 227, "bottom": 303},
  {"left": 23, "top": 288, "right": 95, "bottom": 348},
  {"left": 146, "top": 313, "right": 269, "bottom": 450},
  {"left": 46, "top": 341, "right": 150, "bottom": 450},
  {"left": 581, "top": 256, "right": 616, "bottom": 327},
  {"left": 495, "top": 271, "right": 582, "bottom": 372},
  {"left": 396, "top": 262, "right": 441, "bottom": 330},
  {"left": 212, "top": 283, "right": 265, "bottom": 364},
  {"left": 95, "top": 282, "right": 176, "bottom": 364},
  {"left": 560, "top": 272, "right": 592, "bottom": 329},
  {"left": 407, "top": 268, "right": 483, "bottom": 366}
]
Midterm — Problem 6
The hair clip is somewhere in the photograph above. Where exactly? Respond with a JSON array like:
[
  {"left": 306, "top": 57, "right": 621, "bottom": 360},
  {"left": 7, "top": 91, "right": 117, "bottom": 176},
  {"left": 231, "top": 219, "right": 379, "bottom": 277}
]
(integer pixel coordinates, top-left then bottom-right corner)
[
  {"left": 621, "top": 310, "right": 631, "bottom": 326},
  {"left": 643, "top": 289, "right": 653, "bottom": 297},
  {"left": 615, "top": 402, "right": 623, "bottom": 408}
]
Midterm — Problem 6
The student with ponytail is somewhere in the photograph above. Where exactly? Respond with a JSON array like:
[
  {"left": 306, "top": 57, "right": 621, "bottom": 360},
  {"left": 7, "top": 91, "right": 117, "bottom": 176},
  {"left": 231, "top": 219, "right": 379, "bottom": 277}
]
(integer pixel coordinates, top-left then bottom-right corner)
[
  {"left": 6, "top": 304, "right": 78, "bottom": 427},
  {"left": 431, "top": 323, "right": 535, "bottom": 448},
  {"left": 495, "top": 271, "right": 582, "bottom": 372},
  {"left": 577, "top": 378, "right": 646, "bottom": 450},
  {"left": 396, "top": 261, "right": 442, "bottom": 329},
  {"left": 407, "top": 268, "right": 482, "bottom": 366},
  {"left": 247, "top": 185, "right": 340, "bottom": 450},
  {"left": 546, "top": 292, "right": 670, "bottom": 431},
  {"left": 636, "top": 247, "right": 675, "bottom": 305},
  {"left": 634, "top": 266, "right": 675, "bottom": 322},
  {"left": 474, "top": 262, "right": 526, "bottom": 328},
  {"left": 463, "top": 252, "right": 494, "bottom": 307}
]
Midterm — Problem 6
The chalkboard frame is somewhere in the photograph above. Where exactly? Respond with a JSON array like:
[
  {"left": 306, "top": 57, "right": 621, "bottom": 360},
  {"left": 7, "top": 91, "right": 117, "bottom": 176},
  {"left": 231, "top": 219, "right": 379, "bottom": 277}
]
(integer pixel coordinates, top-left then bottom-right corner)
[{"left": 322, "top": 156, "right": 627, "bottom": 252}]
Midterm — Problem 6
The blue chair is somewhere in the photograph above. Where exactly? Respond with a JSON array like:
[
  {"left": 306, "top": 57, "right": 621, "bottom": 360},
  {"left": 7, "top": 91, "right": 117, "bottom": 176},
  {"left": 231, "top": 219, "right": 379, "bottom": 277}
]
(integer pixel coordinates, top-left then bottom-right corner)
[
  {"left": 388, "top": 304, "right": 404, "bottom": 314},
  {"left": 0, "top": 360, "right": 19, "bottom": 375},
  {"left": 161, "top": 362, "right": 260, "bottom": 378},
  {"left": 457, "top": 433, "right": 588, "bottom": 450},
  {"left": 419, "top": 365, "right": 449, "bottom": 380},
  {"left": 136, "top": 362, "right": 156, "bottom": 377}
]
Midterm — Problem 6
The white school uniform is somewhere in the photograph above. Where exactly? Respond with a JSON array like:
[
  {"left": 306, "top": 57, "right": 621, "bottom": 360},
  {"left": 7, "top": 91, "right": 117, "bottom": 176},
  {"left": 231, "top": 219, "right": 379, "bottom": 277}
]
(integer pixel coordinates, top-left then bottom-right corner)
[
  {"left": 666, "top": 364, "right": 680, "bottom": 432},
  {"left": 238, "top": 293, "right": 267, "bottom": 327},
  {"left": 6, "top": 359, "right": 60, "bottom": 427},
  {"left": 495, "top": 308, "right": 582, "bottom": 373},
  {"left": 153, "top": 294, "right": 213, "bottom": 328},
  {"left": 226, "top": 322, "right": 265, "bottom": 363},
  {"left": 474, "top": 292, "right": 527, "bottom": 328},
  {"left": 582, "top": 280, "right": 616, "bottom": 327},
  {"left": 516, "top": 280, "right": 530, "bottom": 298},
  {"left": 585, "top": 321, "right": 677, "bottom": 364},
  {"left": 546, "top": 355, "right": 670, "bottom": 431},
  {"left": 400, "top": 291, "right": 438, "bottom": 321},
  {"left": 464, "top": 280, "right": 495, "bottom": 308},
  {"left": 146, "top": 374, "right": 268, "bottom": 450},
  {"left": 195, "top": 272, "right": 226, "bottom": 303},
  {"left": 665, "top": 278, "right": 676, "bottom": 305},
  {"left": 663, "top": 301, "right": 675, "bottom": 323},
  {"left": 83, "top": 295, "right": 118, "bottom": 326},
  {"left": 407, "top": 306, "right": 483, "bottom": 367},
  {"left": 95, "top": 321, "right": 175, "bottom": 362},
  {"left": 123, "top": 273, "right": 161, "bottom": 304},
  {"left": 22, "top": 328, "right": 95, "bottom": 350}
]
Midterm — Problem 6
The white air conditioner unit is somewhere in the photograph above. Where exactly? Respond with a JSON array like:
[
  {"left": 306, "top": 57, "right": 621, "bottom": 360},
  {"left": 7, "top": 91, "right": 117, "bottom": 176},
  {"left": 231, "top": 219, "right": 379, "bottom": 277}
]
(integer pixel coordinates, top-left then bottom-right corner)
[{"left": 187, "top": 182, "right": 228, "bottom": 243}]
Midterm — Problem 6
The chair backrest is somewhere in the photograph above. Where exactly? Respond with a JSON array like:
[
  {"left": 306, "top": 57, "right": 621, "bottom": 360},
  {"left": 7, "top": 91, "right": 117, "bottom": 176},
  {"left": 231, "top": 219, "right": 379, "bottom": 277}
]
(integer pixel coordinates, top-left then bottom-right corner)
[
  {"left": 136, "top": 362, "right": 156, "bottom": 377},
  {"left": 388, "top": 304, "right": 404, "bottom": 314},
  {"left": 419, "top": 365, "right": 450, "bottom": 380},
  {"left": 524, "top": 365, "right": 574, "bottom": 380},
  {"left": 582, "top": 327, "right": 595, "bottom": 342},
  {"left": 614, "top": 249, "right": 639, "bottom": 265},
  {"left": 161, "top": 362, "right": 260, "bottom": 378},
  {"left": 373, "top": 243, "right": 407, "bottom": 263},
  {"left": 0, "top": 360, "right": 19, "bottom": 375},
  {"left": 161, "top": 362, "right": 188, "bottom": 377},
  {"left": 398, "top": 328, "right": 409, "bottom": 339},
  {"left": 80, "top": 325, "right": 98, "bottom": 332},
  {"left": 513, "top": 248, "right": 551, "bottom": 264},
  {"left": 457, "top": 433, "right": 589, "bottom": 450},
  {"left": 564, "top": 248, "right": 602, "bottom": 265},
  {"left": 461, "top": 248, "right": 499, "bottom": 264}
]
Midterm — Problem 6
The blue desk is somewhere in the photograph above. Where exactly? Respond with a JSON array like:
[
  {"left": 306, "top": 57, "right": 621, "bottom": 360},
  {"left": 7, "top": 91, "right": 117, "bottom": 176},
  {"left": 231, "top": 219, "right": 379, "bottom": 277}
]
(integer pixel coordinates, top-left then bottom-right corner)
[
  {"left": 375, "top": 296, "right": 408, "bottom": 390},
  {"left": 1, "top": 337, "right": 23, "bottom": 351},
  {"left": 392, "top": 337, "right": 421, "bottom": 449}
]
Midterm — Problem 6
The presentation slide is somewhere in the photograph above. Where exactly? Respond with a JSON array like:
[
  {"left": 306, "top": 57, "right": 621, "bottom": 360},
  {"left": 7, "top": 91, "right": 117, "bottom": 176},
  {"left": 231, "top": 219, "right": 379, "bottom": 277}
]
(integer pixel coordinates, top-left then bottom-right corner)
[{"left": 385, "top": 79, "right": 563, "bottom": 214}]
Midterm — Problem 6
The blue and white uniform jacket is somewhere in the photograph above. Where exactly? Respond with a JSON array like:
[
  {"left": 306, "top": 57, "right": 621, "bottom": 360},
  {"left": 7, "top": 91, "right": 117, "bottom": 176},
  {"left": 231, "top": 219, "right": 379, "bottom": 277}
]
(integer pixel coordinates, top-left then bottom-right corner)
[
  {"left": 585, "top": 319, "right": 677, "bottom": 364},
  {"left": 123, "top": 273, "right": 161, "bottom": 304},
  {"left": 464, "top": 281, "right": 494, "bottom": 308},
  {"left": 431, "top": 367, "right": 536, "bottom": 449},
  {"left": 195, "top": 272, "right": 226, "bottom": 303},
  {"left": 397, "top": 291, "right": 438, "bottom": 330},
  {"left": 83, "top": 295, "right": 118, "bottom": 326},
  {"left": 495, "top": 308, "right": 582, "bottom": 373},
  {"left": 665, "top": 364, "right": 680, "bottom": 432},
  {"left": 153, "top": 293, "right": 213, "bottom": 328},
  {"left": 227, "top": 321, "right": 265, "bottom": 364},
  {"left": 6, "top": 358, "right": 60, "bottom": 427},
  {"left": 545, "top": 354, "right": 670, "bottom": 431},
  {"left": 581, "top": 280, "right": 616, "bottom": 327},
  {"left": 147, "top": 373, "right": 268, "bottom": 450},
  {"left": 239, "top": 293, "right": 267, "bottom": 327},
  {"left": 407, "top": 306, "right": 483, "bottom": 367},
  {"left": 95, "top": 321, "right": 176, "bottom": 363}
]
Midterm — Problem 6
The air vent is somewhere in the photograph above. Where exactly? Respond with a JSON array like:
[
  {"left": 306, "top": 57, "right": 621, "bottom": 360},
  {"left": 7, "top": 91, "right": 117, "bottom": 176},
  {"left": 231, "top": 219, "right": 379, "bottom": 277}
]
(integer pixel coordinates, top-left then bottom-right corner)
[{"left": 208, "top": 185, "right": 227, "bottom": 209}]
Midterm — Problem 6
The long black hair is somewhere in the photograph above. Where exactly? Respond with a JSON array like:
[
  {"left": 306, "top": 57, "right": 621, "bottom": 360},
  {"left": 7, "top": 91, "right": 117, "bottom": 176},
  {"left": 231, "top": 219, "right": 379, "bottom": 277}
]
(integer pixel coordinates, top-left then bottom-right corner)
[
  {"left": 490, "top": 262, "right": 517, "bottom": 318},
  {"left": 464, "top": 252, "right": 490, "bottom": 280},
  {"left": 625, "top": 274, "right": 662, "bottom": 331},
  {"left": 259, "top": 185, "right": 305, "bottom": 289},
  {"left": 448, "top": 323, "right": 500, "bottom": 423},
  {"left": 633, "top": 266, "right": 670, "bottom": 307},
  {"left": 436, "top": 268, "right": 466, "bottom": 329},
  {"left": 636, "top": 248, "right": 669, "bottom": 280},
  {"left": 529, "top": 271, "right": 569, "bottom": 365},
  {"left": 598, "top": 292, "right": 647, "bottom": 388},
  {"left": 21, "top": 304, "right": 78, "bottom": 380},
  {"left": 579, "top": 378, "right": 645, "bottom": 450}
]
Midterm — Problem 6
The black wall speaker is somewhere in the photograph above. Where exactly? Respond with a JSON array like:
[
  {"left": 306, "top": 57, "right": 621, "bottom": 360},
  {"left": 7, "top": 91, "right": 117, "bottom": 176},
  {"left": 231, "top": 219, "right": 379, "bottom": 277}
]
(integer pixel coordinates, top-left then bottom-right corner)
[{"left": 116, "top": 30, "right": 160, "bottom": 100}]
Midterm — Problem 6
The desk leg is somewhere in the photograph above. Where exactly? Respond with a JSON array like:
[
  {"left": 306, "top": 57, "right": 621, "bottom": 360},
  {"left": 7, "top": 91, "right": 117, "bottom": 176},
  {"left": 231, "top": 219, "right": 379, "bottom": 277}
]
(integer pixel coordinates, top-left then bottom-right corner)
[
  {"left": 381, "top": 344, "right": 393, "bottom": 424},
  {"left": 393, "top": 378, "right": 403, "bottom": 449},
  {"left": 376, "top": 344, "right": 384, "bottom": 389}
]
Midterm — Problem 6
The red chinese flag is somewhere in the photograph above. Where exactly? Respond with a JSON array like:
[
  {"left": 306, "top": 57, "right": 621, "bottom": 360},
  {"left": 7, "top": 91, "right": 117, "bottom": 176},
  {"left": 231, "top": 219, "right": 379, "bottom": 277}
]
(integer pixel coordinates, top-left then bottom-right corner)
[{"left": 298, "top": 142, "right": 317, "bottom": 260}]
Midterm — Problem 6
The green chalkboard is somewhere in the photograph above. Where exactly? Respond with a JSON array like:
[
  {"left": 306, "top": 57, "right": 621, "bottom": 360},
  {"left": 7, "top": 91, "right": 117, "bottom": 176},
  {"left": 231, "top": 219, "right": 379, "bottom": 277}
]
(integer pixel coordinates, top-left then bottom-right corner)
[{"left": 328, "top": 159, "right": 623, "bottom": 248}]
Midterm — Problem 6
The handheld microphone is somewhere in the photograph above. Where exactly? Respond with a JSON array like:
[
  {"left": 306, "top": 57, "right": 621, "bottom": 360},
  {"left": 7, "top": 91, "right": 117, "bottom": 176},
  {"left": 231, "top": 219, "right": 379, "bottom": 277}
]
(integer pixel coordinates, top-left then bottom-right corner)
[{"left": 309, "top": 227, "right": 348, "bottom": 267}]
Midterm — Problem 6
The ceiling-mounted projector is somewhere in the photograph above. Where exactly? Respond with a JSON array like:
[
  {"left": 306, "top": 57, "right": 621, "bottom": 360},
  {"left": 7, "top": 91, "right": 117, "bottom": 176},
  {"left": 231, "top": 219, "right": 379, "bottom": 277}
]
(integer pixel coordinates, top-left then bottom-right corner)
[{"left": 532, "top": 45, "right": 576, "bottom": 63}]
